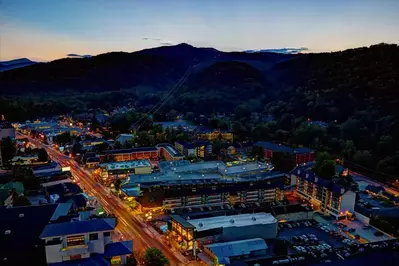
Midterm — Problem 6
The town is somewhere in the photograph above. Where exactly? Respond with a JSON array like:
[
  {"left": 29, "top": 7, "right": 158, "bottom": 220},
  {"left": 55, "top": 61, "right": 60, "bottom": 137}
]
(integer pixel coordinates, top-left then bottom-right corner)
[{"left": 1, "top": 112, "right": 398, "bottom": 266}]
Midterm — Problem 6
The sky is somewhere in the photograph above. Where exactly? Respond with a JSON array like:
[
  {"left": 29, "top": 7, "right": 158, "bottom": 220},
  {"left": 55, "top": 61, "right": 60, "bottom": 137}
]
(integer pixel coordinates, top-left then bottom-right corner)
[{"left": 1, "top": 0, "right": 399, "bottom": 61}]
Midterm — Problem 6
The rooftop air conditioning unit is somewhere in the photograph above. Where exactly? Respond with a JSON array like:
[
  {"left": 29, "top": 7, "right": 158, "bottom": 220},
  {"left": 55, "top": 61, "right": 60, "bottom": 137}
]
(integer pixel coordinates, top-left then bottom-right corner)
[
  {"left": 198, "top": 222, "right": 203, "bottom": 227},
  {"left": 230, "top": 219, "right": 235, "bottom": 224},
  {"left": 252, "top": 217, "right": 256, "bottom": 221},
  {"left": 19, "top": 213, "right": 24, "bottom": 218}
]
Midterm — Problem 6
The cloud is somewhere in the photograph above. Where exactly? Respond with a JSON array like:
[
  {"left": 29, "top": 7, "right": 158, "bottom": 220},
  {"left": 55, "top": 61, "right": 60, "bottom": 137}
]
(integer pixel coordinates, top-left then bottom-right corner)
[
  {"left": 142, "top": 37, "right": 161, "bottom": 41},
  {"left": 67, "top": 53, "right": 92, "bottom": 58},
  {"left": 160, "top": 42, "right": 173, "bottom": 46},
  {"left": 244, "top": 47, "right": 309, "bottom": 54}
]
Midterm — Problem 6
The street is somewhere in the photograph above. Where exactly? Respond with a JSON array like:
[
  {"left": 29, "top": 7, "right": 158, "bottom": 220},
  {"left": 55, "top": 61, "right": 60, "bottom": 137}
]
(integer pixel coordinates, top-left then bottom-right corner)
[{"left": 17, "top": 132, "right": 189, "bottom": 266}]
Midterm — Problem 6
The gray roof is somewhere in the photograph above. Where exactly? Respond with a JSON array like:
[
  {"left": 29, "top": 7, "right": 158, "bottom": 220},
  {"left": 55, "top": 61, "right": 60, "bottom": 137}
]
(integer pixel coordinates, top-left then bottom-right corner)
[
  {"left": 186, "top": 213, "right": 277, "bottom": 232},
  {"left": 206, "top": 238, "right": 267, "bottom": 260}
]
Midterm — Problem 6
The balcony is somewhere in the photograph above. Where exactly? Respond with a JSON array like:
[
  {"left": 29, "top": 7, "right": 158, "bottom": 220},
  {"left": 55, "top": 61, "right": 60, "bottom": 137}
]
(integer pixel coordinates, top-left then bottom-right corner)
[{"left": 61, "top": 244, "right": 89, "bottom": 256}]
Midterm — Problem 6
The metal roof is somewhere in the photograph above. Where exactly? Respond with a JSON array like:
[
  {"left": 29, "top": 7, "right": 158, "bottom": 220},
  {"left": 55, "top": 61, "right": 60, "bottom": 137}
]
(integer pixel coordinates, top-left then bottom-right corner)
[
  {"left": 104, "top": 240, "right": 133, "bottom": 257},
  {"left": 186, "top": 213, "right": 277, "bottom": 232},
  {"left": 254, "top": 141, "right": 313, "bottom": 154},
  {"left": 206, "top": 238, "right": 267, "bottom": 260},
  {"left": 40, "top": 218, "right": 115, "bottom": 238},
  {"left": 100, "top": 159, "right": 151, "bottom": 170}
]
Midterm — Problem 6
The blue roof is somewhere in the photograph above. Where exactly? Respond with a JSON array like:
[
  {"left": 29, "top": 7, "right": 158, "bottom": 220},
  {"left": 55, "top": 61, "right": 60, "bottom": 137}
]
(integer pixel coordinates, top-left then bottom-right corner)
[
  {"left": 48, "top": 254, "right": 109, "bottom": 266},
  {"left": 365, "top": 185, "right": 385, "bottom": 194},
  {"left": 40, "top": 218, "right": 116, "bottom": 238},
  {"left": 57, "top": 193, "right": 87, "bottom": 208},
  {"left": 46, "top": 182, "right": 83, "bottom": 196},
  {"left": 104, "top": 240, "right": 133, "bottom": 257},
  {"left": 291, "top": 163, "right": 348, "bottom": 194}
]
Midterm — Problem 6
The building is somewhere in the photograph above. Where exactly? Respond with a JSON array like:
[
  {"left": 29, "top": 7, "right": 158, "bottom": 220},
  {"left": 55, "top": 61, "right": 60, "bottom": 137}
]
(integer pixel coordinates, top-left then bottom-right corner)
[
  {"left": 197, "top": 129, "right": 234, "bottom": 142},
  {"left": 115, "top": 134, "right": 134, "bottom": 145},
  {"left": 175, "top": 140, "right": 212, "bottom": 158},
  {"left": 32, "top": 162, "right": 62, "bottom": 175},
  {"left": 254, "top": 141, "right": 315, "bottom": 165},
  {"left": 271, "top": 204, "right": 314, "bottom": 222},
  {"left": 168, "top": 213, "right": 277, "bottom": 254},
  {"left": 85, "top": 157, "right": 100, "bottom": 169},
  {"left": 121, "top": 160, "right": 283, "bottom": 210},
  {"left": 0, "top": 120, "right": 15, "bottom": 140},
  {"left": 156, "top": 143, "right": 184, "bottom": 161},
  {"left": 292, "top": 164, "right": 356, "bottom": 219},
  {"left": 201, "top": 238, "right": 267, "bottom": 265},
  {"left": 99, "top": 147, "right": 158, "bottom": 162},
  {"left": 98, "top": 160, "right": 152, "bottom": 181},
  {"left": 234, "top": 141, "right": 254, "bottom": 154},
  {"left": 40, "top": 214, "right": 133, "bottom": 265}
]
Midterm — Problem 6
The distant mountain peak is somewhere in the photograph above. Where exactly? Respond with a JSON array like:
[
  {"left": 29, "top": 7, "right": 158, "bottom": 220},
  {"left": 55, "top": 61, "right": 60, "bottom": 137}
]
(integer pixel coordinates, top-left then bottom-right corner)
[{"left": 0, "top": 58, "right": 37, "bottom": 72}]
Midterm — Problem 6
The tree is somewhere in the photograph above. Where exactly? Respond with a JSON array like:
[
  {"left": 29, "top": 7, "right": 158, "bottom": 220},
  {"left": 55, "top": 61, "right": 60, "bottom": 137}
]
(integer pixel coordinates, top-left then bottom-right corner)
[
  {"left": 96, "top": 142, "right": 110, "bottom": 153},
  {"left": 126, "top": 255, "right": 137, "bottom": 266},
  {"left": 114, "top": 179, "right": 122, "bottom": 191},
  {"left": 0, "top": 137, "right": 16, "bottom": 165},
  {"left": 37, "top": 148, "right": 49, "bottom": 162},
  {"left": 143, "top": 248, "right": 170, "bottom": 266},
  {"left": 251, "top": 145, "right": 264, "bottom": 161},
  {"left": 353, "top": 150, "right": 373, "bottom": 166},
  {"left": 313, "top": 152, "right": 336, "bottom": 179},
  {"left": 13, "top": 194, "right": 31, "bottom": 206}
]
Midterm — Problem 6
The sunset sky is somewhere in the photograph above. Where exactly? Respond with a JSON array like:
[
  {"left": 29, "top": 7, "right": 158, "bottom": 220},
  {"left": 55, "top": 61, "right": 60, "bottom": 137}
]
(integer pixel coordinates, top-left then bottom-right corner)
[{"left": 1, "top": 0, "right": 399, "bottom": 61}]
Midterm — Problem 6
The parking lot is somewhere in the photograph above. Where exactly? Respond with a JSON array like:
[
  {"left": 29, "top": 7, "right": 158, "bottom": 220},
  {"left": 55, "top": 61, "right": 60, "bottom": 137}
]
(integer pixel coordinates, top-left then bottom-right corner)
[
  {"left": 338, "top": 219, "right": 394, "bottom": 242},
  {"left": 278, "top": 221, "right": 345, "bottom": 249}
]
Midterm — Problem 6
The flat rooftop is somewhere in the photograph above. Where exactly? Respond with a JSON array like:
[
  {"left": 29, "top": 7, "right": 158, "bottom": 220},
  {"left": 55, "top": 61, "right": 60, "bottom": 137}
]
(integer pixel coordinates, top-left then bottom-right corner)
[
  {"left": 205, "top": 238, "right": 267, "bottom": 259},
  {"left": 100, "top": 160, "right": 151, "bottom": 170},
  {"left": 126, "top": 171, "right": 285, "bottom": 187},
  {"left": 185, "top": 212, "right": 277, "bottom": 232}
]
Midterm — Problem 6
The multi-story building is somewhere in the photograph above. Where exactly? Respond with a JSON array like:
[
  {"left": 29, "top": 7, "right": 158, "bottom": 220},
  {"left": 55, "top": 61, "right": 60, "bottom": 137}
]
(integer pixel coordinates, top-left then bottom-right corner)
[
  {"left": 168, "top": 213, "right": 277, "bottom": 255},
  {"left": 99, "top": 147, "right": 158, "bottom": 162},
  {"left": 175, "top": 140, "right": 212, "bottom": 158},
  {"left": 291, "top": 164, "right": 356, "bottom": 219},
  {"left": 156, "top": 143, "right": 184, "bottom": 161},
  {"left": 40, "top": 214, "right": 133, "bottom": 265},
  {"left": 98, "top": 160, "right": 152, "bottom": 181},
  {"left": 197, "top": 129, "right": 234, "bottom": 142},
  {"left": 121, "top": 160, "right": 284, "bottom": 210},
  {"left": 254, "top": 141, "right": 315, "bottom": 165}
]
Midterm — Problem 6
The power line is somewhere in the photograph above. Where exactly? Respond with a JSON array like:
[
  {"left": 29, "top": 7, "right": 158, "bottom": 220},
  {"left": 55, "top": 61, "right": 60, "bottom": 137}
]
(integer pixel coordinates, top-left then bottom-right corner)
[
  {"left": 136, "top": 67, "right": 193, "bottom": 130},
  {"left": 132, "top": 67, "right": 192, "bottom": 129}
]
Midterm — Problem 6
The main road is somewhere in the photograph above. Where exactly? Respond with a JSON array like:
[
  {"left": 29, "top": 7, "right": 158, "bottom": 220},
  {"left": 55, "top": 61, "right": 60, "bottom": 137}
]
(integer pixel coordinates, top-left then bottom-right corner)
[{"left": 17, "top": 132, "right": 189, "bottom": 265}]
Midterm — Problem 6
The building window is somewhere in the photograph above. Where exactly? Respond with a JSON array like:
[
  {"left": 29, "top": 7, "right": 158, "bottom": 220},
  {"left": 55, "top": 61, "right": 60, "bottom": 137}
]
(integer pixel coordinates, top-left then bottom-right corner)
[
  {"left": 67, "top": 235, "right": 85, "bottom": 246},
  {"left": 103, "top": 232, "right": 111, "bottom": 237},
  {"left": 89, "top": 233, "right": 98, "bottom": 240}
]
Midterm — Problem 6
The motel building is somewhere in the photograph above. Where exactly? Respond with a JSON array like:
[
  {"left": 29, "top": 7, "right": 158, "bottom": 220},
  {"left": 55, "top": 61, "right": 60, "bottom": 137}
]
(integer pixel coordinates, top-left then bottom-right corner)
[
  {"left": 291, "top": 164, "right": 356, "bottom": 220},
  {"left": 168, "top": 213, "right": 277, "bottom": 257},
  {"left": 120, "top": 160, "right": 284, "bottom": 212},
  {"left": 40, "top": 213, "right": 133, "bottom": 265},
  {"left": 98, "top": 160, "right": 152, "bottom": 182},
  {"left": 156, "top": 143, "right": 185, "bottom": 161},
  {"left": 99, "top": 147, "right": 158, "bottom": 162}
]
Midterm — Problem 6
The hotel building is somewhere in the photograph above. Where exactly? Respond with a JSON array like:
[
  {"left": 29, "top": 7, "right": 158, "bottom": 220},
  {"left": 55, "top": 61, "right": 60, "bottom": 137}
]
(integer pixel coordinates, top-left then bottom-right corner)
[
  {"left": 121, "top": 160, "right": 284, "bottom": 210},
  {"left": 291, "top": 164, "right": 356, "bottom": 219},
  {"left": 99, "top": 147, "right": 158, "bottom": 162}
]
